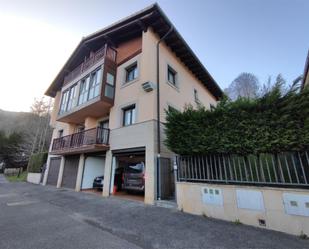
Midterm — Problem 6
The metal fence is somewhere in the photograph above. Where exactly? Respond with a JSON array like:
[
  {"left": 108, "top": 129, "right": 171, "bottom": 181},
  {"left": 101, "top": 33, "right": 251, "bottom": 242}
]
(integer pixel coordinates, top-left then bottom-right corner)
[{"left": 176, "top": 151, "right": 309, "bottom": 188}]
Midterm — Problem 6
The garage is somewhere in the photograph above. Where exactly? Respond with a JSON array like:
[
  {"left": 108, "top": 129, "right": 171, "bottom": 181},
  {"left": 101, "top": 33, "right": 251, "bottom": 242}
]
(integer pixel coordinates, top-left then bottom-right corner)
[
  {"left": 62, "top": 155, "right": 79, "bottom": 189},
  {"left": 81, "top": 155, "right": 105, "bottom": 192},
  {"left": 47, "top": 157, "right": 61, "bottom": 186},
  {"left": 111, "top": 148, "right": 145, "bottom": 202}
]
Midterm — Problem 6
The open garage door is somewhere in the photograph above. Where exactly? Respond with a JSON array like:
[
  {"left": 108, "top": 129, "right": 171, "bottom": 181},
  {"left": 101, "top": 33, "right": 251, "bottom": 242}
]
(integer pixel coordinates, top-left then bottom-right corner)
[
  {"left": 62, "top": 155, "right": 79, "bottom": 189},
  {"left": 81, "top": 156, "right": 105, "bottom": 190},
  {"left": 47, "top": 157, "right": 61, "bottom": 186},
  {"left": 111, "top": 148, "right": 145, "bottom": 202}
]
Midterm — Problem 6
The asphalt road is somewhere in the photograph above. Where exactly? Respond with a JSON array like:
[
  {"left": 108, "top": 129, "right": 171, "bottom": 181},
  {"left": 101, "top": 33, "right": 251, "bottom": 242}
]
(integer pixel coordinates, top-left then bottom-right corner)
[{"left": 0, "top": 177, "right": 308, "bottom": 249}]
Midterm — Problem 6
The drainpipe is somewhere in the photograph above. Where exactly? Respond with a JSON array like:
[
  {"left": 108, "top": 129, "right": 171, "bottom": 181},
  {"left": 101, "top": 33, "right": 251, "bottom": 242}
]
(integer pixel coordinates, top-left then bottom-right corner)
[{"left": 156, "top": 26, "right": 174, "bottom": 200}]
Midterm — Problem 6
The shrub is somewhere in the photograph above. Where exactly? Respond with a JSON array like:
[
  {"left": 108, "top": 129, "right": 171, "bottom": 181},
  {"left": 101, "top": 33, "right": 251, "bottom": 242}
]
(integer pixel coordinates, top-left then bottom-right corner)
[
  {"left": 165, "top": 86, "right": 309, "bottom": 155},
  {"left": 27, "top": 152, "right": 48, "bottom": 173}
]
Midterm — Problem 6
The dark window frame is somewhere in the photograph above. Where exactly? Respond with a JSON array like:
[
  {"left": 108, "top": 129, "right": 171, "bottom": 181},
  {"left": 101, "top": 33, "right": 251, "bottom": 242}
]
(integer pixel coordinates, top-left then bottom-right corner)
[
  {"left": 122, "top": 104, "right": 136, "bottom": 126},
  {"left": 167, "top": 65, "right": 177, "bottom": 86},
  {"left": 125, "top": 62, "right": 138, "bottom": 83}
]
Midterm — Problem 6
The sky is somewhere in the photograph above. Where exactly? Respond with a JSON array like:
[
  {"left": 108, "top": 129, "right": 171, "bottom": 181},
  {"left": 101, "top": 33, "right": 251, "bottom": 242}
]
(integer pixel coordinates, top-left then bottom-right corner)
[{"left": 0, "top": 0, "right": 308, "bottom": 112}]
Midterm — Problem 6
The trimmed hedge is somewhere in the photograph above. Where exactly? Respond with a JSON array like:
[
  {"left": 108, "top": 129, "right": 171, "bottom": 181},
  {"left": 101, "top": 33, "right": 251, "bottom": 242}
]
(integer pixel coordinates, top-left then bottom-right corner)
[
  {"left": 27, "top": 152, "right": 48, "bottom": 173},
  {"left": 165, "top": 86, "right": 309, "bottom": 155}
]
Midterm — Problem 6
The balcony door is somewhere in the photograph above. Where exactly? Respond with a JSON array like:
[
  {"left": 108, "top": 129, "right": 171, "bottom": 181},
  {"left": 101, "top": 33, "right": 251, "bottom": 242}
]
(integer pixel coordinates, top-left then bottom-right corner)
[{"left": 98, "top": 120, "right": 109, "bottom": 144}]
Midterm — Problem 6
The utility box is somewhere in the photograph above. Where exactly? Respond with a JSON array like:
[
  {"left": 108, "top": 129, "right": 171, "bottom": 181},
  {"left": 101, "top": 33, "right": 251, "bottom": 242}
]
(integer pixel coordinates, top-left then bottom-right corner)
[
  {"left": 201, "top": 187, "right": 223, "bottom": 206},
  {"left": 283, "top": 193, "right": 309, "bottom": 217}
]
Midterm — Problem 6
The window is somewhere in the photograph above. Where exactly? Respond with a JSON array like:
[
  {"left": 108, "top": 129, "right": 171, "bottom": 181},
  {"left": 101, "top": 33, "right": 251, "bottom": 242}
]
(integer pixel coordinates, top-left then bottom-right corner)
[
  {"left": 105, "top": 72, "right": 115, "bottom": 99},
  {"left": 59, "top": 90, "right": 69, "bottom": 114},
  {"left": 66, "top": 84, "right": 78, "bottom": 111},
  {"left": 167, "top": 65, "right": 177, "bottom": 86},
  {"left": 88, "top": 68, "right": 102, "bottom": 100},
  {"left": 123, "top": 104, "right": 136, "bottom": 126},
  {"left": 58, "top": 130, "right": 63, "bottom": 138},
  {"left": 194, "top": 89, "right": 199, "bottom": 103},
  {"left": 99, "top": 120, "right": 109, "bottom": 129},
  {"left": 125, "top": 62, "right": 138, "bottom": 82},
  {"left": 78, "top": 76, "right": 90, "bottom": 105}
]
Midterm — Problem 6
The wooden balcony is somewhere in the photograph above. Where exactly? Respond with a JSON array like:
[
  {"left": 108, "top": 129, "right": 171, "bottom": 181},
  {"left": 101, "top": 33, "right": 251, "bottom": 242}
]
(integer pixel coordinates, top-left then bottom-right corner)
[
  {"left": 57, "top": 45, "right": 117, "bottom": 124},
  {"left": 63, "top": 45, "right": 117, "bottom": 85},
  {"left": 50, "top": 127, "right": 110, "bottom": 155}
]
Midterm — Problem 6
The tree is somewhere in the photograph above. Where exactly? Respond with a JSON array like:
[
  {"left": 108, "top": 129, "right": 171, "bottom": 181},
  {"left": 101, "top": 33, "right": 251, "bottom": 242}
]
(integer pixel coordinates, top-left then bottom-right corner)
[
  {"left": 225, "top": 73, "right": 260, "bottom": 100},
  {"left": 0, "top": 131, "right": 25, "bottom": 167},
  {"left": 29, "top": 97, "right": 53, "bottom": 154}
]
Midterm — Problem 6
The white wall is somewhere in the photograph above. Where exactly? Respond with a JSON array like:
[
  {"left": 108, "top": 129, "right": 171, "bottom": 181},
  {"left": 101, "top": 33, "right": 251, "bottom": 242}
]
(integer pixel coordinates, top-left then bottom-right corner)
[
  {"left": 81, "top": 157, "right": 105, "bottom": 189},
  {"left": 177, "top": 182, "right": 309, "bottom": 236}
]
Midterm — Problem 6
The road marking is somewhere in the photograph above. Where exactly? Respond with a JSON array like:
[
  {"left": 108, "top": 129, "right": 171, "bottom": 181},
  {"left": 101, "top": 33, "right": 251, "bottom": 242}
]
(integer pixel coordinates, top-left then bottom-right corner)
[
  {"left": 6, "top": 200, "right": 38, "bottom": 206},
  {"left": 0, "top": 193, "right": 17, "bottom": 198}
]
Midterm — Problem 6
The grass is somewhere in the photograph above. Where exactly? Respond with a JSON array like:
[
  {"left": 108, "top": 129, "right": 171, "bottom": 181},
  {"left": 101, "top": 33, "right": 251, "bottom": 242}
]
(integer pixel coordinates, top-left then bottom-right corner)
[{"left": 5, "top": 171, "right": 28, "bottom": 182}]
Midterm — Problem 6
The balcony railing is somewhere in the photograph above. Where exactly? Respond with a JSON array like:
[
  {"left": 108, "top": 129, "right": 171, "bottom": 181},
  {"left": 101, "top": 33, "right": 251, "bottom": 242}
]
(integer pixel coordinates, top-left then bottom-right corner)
[
  {"left": 51, "top": 127, "right": 110, "bottom": 152},
  {"left": 63, "top": 45, "right": 117, "bottom": 85}
]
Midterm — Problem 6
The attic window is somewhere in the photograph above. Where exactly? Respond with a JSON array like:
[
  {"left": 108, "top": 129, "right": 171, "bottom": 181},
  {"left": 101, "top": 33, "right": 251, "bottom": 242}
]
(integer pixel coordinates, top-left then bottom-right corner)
[{"left": 167, "top": 65, "right": 177, "bottom": 86}]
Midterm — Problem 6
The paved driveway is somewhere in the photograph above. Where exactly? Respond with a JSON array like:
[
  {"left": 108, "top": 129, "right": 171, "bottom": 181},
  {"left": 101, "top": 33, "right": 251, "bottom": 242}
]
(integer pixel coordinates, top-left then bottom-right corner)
[{"left": 0, "top": 181, "right": 308, "bottom": 249}]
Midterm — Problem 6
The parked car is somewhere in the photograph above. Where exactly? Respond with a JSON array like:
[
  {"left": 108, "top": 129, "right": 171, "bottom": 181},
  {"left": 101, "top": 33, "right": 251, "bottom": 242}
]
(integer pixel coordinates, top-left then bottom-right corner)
[
  {"left": 123, "top": 162, "right": 145, "bottom": 192},
  {"left": 93, "top": 176, "right": 104, "bottom": 190}
]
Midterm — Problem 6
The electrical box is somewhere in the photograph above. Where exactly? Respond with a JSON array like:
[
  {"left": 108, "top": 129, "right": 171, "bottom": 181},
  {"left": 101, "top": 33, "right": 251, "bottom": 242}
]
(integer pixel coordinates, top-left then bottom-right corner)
[
  {"left": 201, "top": 187, "right": 223, "bottom": 206},
  {"left": 236, "top": 189, "right": 265, "bottom": 211},
  {"left": 283, "top": 193, "right": 309, "bottom": 217}
]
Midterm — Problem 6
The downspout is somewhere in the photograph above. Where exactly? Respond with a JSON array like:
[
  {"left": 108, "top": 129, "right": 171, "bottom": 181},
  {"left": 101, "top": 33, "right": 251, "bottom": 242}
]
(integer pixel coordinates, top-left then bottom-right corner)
[{"left": 156, "top": 26, "right": 173, "bottom": 200}]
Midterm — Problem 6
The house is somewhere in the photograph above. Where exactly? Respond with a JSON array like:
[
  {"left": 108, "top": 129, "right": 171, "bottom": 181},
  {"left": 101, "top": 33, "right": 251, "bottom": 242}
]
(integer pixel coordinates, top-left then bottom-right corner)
[
  {"left": 43, "top": 3, "right": 222, "bottom": 204},
  {"left": 302, "top": 49, "right": 309, "bottom": 90}
]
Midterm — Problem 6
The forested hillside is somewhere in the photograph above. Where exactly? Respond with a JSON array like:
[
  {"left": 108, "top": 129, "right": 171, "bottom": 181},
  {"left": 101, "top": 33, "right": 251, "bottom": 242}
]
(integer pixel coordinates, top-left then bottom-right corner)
[{"left": 0, "top": 99, "right": 53, "bottom": 168}]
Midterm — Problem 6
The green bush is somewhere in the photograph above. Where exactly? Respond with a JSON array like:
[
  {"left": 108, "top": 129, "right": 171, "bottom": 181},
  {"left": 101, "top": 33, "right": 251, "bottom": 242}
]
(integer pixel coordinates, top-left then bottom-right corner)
[
  {"left": 165, "top": 86, "right": 309, "bottom": 155},
  {"left": 27, "top": 152, "right": 48, "bottom": 173}
]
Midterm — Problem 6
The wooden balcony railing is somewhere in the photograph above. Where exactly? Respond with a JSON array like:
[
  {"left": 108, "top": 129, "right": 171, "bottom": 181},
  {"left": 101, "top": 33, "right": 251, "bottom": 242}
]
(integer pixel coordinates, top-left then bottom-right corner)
[
  {"left": 63, "top": 45, "right": 117, "bottom": 85},
  {"left": 51, "top": 127, "right": 110, "bottom": 152}
]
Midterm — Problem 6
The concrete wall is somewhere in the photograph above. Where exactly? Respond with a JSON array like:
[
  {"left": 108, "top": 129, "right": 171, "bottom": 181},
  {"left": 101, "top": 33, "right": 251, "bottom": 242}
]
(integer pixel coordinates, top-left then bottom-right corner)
[
  {"left": 27, "top": 173, "right": 42, "bottom": 184},
  {"left": 176, "top": 182, "right": 309, "bottom": 236}
]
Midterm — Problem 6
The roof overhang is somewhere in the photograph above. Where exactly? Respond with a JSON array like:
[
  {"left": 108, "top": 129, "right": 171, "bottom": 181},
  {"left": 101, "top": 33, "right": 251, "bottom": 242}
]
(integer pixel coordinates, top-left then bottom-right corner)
[{"left": 45, "top": 3, "right": 223, "bottom": 99}]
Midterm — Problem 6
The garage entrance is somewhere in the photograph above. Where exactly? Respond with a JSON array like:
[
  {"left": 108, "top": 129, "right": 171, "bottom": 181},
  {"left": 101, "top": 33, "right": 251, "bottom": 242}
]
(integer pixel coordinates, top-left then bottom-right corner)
[
  {"left": 47, "top": 157, "right": 61, "bottom": 186},
  {"left": 81, "top": 155, "right": 105, "bottom": 193},
  {"left": 62, "top": 155, "right": 79, "bottom": 189},
  {"left": 110, "top": 148, "right": 145, "bottom": 202}
]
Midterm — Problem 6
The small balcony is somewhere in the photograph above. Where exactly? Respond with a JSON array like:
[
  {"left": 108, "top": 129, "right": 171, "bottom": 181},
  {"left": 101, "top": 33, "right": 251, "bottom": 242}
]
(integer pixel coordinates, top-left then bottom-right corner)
[{"left": 50, "top": 127, "right": 110, "bottom": 155}]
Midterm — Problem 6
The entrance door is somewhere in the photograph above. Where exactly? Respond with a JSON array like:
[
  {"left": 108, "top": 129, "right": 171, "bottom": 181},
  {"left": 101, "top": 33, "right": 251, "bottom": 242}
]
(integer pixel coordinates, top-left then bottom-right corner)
[
  {"left": 159, "top": 157, "right": 175, "bottom": 200},
  {"left": 47, "top": 157, "right": 61, "bottom": 186}
]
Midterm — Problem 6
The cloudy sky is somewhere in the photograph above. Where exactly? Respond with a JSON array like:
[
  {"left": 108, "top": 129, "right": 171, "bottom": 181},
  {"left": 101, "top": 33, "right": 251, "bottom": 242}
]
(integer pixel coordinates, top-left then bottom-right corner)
[{"left": 0, "top": 0, "right": 308, "bottom": 112}]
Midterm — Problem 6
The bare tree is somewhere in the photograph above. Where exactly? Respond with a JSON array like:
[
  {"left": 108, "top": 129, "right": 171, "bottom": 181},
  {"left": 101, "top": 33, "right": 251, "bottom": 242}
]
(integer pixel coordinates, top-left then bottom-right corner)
[{"left": 225, "top": 73, "right": 260, "bottom": 100}]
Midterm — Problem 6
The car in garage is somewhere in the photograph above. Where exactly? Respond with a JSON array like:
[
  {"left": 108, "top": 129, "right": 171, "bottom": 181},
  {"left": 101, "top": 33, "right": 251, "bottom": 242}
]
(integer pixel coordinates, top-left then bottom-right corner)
[
  {"left": 93, "top": 176, "right": 104, "bottom": 190},
  {"left": 123, "top": 162, "right": 145, "bottom": 192}
]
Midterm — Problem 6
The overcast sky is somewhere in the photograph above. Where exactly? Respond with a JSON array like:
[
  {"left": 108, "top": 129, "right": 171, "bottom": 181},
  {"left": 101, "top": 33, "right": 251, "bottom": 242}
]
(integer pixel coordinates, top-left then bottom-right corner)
[{"left": 0, "top": 0, "right": 308, "bottom": 112}]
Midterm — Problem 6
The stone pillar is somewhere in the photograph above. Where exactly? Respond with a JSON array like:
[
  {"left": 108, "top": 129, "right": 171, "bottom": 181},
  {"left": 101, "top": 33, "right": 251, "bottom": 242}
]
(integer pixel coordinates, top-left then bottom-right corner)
[
  {"left": 144, "top": 146, "right": 156, "bottom": 205},
  {"left": 102, "top": 150, "right": 113, "bottom": 197},
  {"left": 75, "top": 154, "right": 85, "bottom": 192},
  {"left": 56, "top": 156, "right": 65, "bottom": 188}
]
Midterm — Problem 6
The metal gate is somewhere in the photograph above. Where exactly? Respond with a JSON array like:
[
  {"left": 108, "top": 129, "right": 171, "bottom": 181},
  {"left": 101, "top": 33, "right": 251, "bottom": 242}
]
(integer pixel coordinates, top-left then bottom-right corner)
[
  {"left": 62, "top": 156, "right": 79, "bottom": 189},
  {"left": 47, "top": 157, "right": 61, "bottom": 186},
  {"left": 159, "top": 157, "right": 175, "bottom": 200}
]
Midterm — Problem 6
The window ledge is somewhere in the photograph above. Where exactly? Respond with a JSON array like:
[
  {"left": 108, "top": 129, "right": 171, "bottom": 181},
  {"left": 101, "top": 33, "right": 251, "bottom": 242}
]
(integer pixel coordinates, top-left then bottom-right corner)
[
  {"left": 121, "top": 78, "right": 139, "bottom": 89},
  {"left": 166, "top": 81, "right": 180, "bottom": 92}
]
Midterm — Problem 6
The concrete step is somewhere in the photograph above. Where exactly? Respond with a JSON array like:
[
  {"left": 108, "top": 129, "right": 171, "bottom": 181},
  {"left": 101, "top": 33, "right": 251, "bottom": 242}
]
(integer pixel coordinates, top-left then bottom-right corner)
[{"left": 155, "top": 200, "right": 177, "bottom": 209}]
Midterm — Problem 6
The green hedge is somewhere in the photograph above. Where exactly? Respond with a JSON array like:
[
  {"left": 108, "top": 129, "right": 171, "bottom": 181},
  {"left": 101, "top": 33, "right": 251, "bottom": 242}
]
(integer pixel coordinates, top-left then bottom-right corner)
[
  {"left": 165, "top": 86, "right": 309, "bottom": 155},
  {"left": 27, "top": 152, "right": 48, "bottom": 173}
]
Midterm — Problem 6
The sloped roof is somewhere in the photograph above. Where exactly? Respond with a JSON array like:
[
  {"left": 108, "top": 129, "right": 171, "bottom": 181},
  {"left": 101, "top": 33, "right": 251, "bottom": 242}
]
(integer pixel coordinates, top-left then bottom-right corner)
[{"left": 45, "top": 3, "right": 223, "bottom": 99}]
